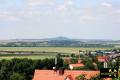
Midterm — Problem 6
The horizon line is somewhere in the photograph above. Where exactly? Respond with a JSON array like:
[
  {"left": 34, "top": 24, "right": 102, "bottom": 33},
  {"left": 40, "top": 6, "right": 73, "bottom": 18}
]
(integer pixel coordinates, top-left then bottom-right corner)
[{"left": 0, "top": 36, "right": 119, "bottom": 41}]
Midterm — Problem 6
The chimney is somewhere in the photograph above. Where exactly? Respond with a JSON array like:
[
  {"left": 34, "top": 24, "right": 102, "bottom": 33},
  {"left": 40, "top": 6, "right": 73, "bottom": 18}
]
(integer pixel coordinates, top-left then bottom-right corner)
[
  {"left": 78, "top": 59, "right": 81, "bottom": 63},
  {"left": 59, "top": 67, "right": 64, "bottom": 75}
]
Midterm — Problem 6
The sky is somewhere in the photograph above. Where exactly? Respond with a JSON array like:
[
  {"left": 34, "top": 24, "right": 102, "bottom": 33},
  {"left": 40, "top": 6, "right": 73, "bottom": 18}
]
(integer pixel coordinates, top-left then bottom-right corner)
[{"left": 0, "top": 0, "right": 120, "bottom": 40}]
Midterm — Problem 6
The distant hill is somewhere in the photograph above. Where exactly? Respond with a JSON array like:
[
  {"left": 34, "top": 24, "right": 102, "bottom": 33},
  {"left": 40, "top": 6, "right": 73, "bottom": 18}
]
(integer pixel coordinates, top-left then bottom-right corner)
[
  {"left": 0, "top": 37, "right": 120, "bottom": 47},
  {"left": 49, "top": 36, "right": 71, "bottom": 41}
]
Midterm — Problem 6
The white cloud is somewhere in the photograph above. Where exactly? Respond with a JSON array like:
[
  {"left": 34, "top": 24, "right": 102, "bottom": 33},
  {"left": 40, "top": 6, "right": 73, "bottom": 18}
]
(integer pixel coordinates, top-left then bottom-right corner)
[
  {"left": 0, "top": 11, "right": 19, "bottom": 21},
  {"left": 7, "top": 16, "right": 19, "bottom": 21},
  {"left": 79, "top": 15, "right": 98, "bottom": 24},
  {"left": 0, "top": 0, "right": 120, "bottom": 23},
  {"left": 20, "top": 10, "right": 41, "bottom": 17},
  {"left": 19, "top": 0, "right": 55, "bottom": 17},
  {"left": 115, "top": 10, "right": 120, "bottom": 14},
  {"left": 64, "top": 0, "right": 73, "bottom": 6},
  {"left": 56, "top": 0, "right": 73, "bottom": 13},
  {"left": 56, "top": 5, "right": 67, "bottom": 12},
  {"left": 0, "top": 15, "right": 19, "bottom": 21},
  {"left": 28, "top": 0, "right": 54, "bottom": 6},
  {"left": 102, "top": 2, "right": 112, "bottom": 8}
]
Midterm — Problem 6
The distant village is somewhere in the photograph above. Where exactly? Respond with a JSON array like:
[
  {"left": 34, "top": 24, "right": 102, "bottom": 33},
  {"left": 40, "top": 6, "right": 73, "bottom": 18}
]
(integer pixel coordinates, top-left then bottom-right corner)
[{"left": 33, "top": 49, "right": 120, "bottom": 80}]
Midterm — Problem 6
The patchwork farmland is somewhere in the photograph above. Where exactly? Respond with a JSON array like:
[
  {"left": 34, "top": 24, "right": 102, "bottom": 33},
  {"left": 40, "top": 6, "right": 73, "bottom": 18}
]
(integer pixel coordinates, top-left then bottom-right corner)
[{"left": 0, "top": 47, "right": 113, "bottom": 60}]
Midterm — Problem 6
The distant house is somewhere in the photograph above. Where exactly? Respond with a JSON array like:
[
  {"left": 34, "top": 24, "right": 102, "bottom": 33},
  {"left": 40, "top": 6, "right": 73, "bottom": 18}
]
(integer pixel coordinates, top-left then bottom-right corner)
[
  {"left": 108, "top": 54, "right": 120, "bottom": 58},
  {"left": 91, "top": 51, "right": 97, "bottom": 55},
  {"left": 79, "top": 52, "right": 85, "bottom": 55},
  {"left": 32, "top": 70, "right": 100, "bottom": 80},
  {"left": 97, "top": 56, "right": 110, "bottom": 62}
]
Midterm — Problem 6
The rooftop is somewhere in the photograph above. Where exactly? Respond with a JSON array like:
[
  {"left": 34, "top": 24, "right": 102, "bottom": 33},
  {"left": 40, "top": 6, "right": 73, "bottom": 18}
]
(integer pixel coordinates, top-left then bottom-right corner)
[
  {"left": 33, "top": 70, "right": 100, "bottom": 80},
  {"left": 70, "top": 63, "right": 85, "bottom": 67}
]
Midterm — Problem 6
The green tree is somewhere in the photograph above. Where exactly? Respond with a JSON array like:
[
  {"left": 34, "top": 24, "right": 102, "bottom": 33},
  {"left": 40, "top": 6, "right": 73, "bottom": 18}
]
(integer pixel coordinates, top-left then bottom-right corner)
[
  {"left": 0, "top": 60, "right": 12, "bottom": 80},
  {"left": 0, "top": 58, "right": 64, "bottom": 80},
  {"left": 71, "top": 53, "right": 75, "bottom": 57},
  {"left": 63, "top": 62, "right": 69, "bottom": 69},
  {"left": 10, "top": 72, "right": 25, "bottom": 80},
  {"left": 70, "top": 58, "right": 78, "bottom": 64},
  {"left": 90, "top": 74, "right": 103, "bottom": 80},
  {"left": 96, "top": 62, "right": 103, "bottom": 70},
  {"left": 113, "top": 77, "right": 120, "bottom": 80},
  {"left": 84, "top": 61, "right": 95, "bottom": 70}
]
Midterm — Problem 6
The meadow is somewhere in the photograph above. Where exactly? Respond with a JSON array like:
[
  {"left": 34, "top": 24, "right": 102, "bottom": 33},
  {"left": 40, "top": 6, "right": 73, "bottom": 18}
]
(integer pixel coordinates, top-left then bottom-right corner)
[
  {"left": 0, "top": 47, "right": 113, "bottom": 53},
  {"left": 0, "top": 47, "right": 114, "bottom": 59},
  {"left": 0, "top": 55, "right": 54, "bottom": 60}
]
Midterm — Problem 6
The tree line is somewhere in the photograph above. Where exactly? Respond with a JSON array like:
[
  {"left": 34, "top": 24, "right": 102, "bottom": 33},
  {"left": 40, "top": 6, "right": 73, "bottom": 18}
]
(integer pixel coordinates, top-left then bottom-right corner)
[
  {"left": 0, "top": 41, "right": 114, "bottom": 47},
  {"left": 0, "top": 58, "right": 63, "bottom": 80}
]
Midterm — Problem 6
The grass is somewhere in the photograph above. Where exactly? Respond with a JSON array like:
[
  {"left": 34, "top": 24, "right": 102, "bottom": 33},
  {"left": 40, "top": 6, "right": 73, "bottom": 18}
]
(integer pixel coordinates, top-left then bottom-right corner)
[
  {"left": 0, "top": 47, "right": 113, "bottom": 53},
  {"left": 0, "top": 55, "right": 54, "bottom": 60},
  {"left": 0, "top": 47, "right": 114, "bottom": 60},
  {"left": 115, "top": 45, "right": 120, "bottom": 48}
]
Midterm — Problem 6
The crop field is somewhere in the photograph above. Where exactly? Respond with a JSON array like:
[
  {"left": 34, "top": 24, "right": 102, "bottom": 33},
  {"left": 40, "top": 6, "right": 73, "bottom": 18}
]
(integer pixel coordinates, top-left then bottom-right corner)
[
  {"left": 0, "top": 47, "right": 113, "bottom": 53},
  {"left": 0, "top": 55, "right": 54, "bottom": 60},
  {"left": 115, "top": 45, "right": 120, "bottom": 48},
  {"left": 0, "top": 47, "right": 113, "bottom": 60}
]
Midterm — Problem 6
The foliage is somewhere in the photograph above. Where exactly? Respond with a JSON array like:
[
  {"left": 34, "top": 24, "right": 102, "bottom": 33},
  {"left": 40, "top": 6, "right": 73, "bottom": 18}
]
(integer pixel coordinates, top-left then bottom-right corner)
[
  {"left": 75, "top": 74, "right": 87, "bottom": 80},
  {"left": 84, "top": 61, "right": 95, "bottom": 70},
  {"left": 70, "top": 58, "right": 78, "bottom": 64},
  {"left": 0, "top": 58, "right": 63, "bottom": 80},
  {"left": 71, "top": 53, "right": 76, "bottom": 57},
  {"left": 91, "top": 55, "right": 98, "bottom": 63},
  {"left": 73, "top": 67, "right": 85, "bottom": 70},
  {"left": 90, "top": 74, "right": 103, "bottom": 80},
  {"left": 10, "top": 72, "right": 25, "bottom": 80},
  {"left": 63, "top": 62, "right": 69, "bottom": 69},
  {"left": 113, "top": 77, "right": 120, "bottom": 80},
  {"left": 96, "top": 62, "right": 103, "bottom": 70},
  {"left": 82, "top": 58, "right": 95, "bottom": 70}
]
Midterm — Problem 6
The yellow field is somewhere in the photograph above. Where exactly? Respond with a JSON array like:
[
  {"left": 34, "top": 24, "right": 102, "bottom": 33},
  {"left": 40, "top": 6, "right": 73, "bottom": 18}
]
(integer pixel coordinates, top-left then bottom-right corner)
[{"left": 0, "top": 47, "right": 113, "bottom": 54}]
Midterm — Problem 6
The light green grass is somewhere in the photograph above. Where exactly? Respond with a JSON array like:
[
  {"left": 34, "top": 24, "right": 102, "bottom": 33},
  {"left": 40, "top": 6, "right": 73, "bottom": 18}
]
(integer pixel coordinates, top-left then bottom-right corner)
[
  {"left": 0, "top": 55, "right": 54, "bottom": 60},
  {"left": 0, "top": 47, "right": 113, "bottom": 54},
  {"left": 0, "top": 47, "right": 113, "bottom": 60},
  {"left": 115, "top": 45, "right": 120, "bottom": 48}
]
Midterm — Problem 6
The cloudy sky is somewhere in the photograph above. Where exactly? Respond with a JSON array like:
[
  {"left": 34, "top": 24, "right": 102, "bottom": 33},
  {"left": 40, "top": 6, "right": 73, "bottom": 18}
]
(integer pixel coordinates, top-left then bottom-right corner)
[{"left": 0, "top": 0, "right": 120, "bottom": 40}]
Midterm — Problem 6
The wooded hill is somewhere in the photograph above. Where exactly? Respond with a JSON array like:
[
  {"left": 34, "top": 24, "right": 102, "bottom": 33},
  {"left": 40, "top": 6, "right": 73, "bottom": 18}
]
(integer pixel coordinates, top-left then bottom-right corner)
[{"left": 0, "top": 37, "right": 119, "bottom": 47}]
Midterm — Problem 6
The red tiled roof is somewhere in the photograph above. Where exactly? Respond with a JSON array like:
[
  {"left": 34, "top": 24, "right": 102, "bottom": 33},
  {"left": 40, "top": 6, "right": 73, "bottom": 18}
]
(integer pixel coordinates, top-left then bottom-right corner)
[
  {"left": 98, "top": 59, "right": 106, "bottom": 62},
  {"left": 97, "top": 56, "right": 109, "bottom": 62},
  {"left": 104, "top": 78, "right": 112, "bottom": 80},
  {"left": 33, "top": 70, "right": 100, "bottom": 80},
  {"left": 70, "top": 63, "right": 85, "bottom": 67},
  {"left": 97, "top": 56, "right": 108, "bottom": 59}
]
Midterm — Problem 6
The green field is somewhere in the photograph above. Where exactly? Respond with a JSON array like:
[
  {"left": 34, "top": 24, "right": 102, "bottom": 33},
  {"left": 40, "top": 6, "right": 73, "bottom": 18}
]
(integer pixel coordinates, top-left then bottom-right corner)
[
  {"left": 0, "top": 55, "right": 54, "bottom": 60},
  {"left": 115, "top": 45, "right": 120, "bottom": 48},
  {"left": 0, "top": 47, "right": 113, "bottom": 53},
  {"left": 0, "top": 47, "right": 113, "bottom": 60}
]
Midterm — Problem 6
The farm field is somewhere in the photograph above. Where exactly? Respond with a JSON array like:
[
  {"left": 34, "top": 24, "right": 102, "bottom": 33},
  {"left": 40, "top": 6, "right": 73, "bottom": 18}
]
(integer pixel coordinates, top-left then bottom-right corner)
[
  {"left": 0, "top": 47, "right": 113, "bottom": 53},
  {"left": 0, "top": 55, "right": 54, "bottom": 60},
  {"left": 0, "top": 47, "right": 114, "bottom": 60},
  {"left": 115, "top": 45, "right": 120, "bottom": 48}
]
